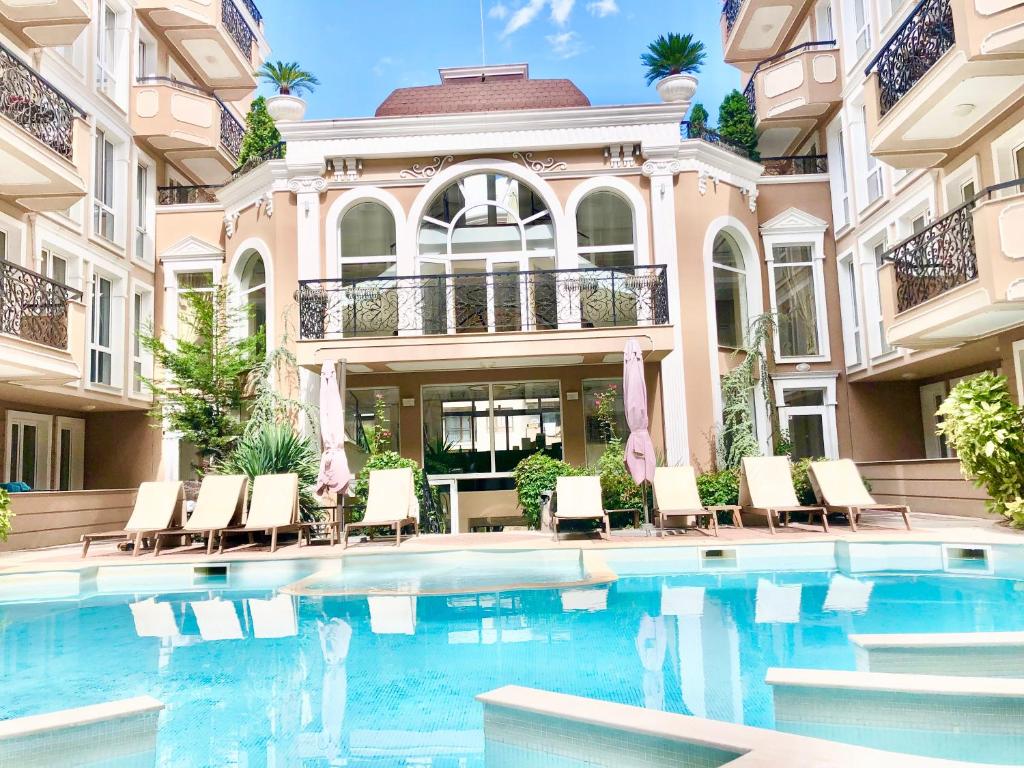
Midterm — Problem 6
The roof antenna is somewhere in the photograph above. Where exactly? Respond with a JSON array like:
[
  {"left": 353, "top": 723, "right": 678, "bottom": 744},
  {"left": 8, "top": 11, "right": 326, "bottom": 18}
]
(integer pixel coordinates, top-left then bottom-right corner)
[{"left": 479, "top": 0, "right": 486, "bottom": 66}]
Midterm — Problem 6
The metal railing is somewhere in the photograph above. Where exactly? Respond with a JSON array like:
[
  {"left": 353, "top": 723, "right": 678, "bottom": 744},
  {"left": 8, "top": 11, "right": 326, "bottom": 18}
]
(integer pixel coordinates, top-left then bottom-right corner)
[
  {"left": 298, "top": 265, "right": 670, "bottom": 340},
  {"left": 230, "top": 141, "right": 285, "bottom": 181},
  {"left": 743, "top": 40, "right": 837, "bottom": 116},
  {"left": 0, "top": 40, "right": 85, "bottom": 160},
  {"left": 681, "top": 121, "right": 750, "bottom": 158},
  {"left": 761, "top": 154, "right": 829, "bottom": 176},
  {"left": 238, "top": 0, "right": 262, "bottom": 24},
  {"left": 883, "top": 180, "right": 1023, "bottom": 312},
  {"left": 157, "top": 185, "right": 222, "bottom": 205},
  {"left": 0, "top": 260, "right": 81, "bottom": 350},
  {"left": 219, "top": 100, "right": 244, "bottom": 158},
  {"left": 221, "top": 0, "right": 255, "bottom": 61},
  {"left": 723, "top": 0, "right": 746, "bottom": 33},
  {"left": 866, "top": 0, "right": 955, "bottom": 116}
]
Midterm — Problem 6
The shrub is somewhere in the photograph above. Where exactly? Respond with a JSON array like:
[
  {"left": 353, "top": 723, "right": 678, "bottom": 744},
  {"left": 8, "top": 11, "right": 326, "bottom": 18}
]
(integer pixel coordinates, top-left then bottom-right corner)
[
  {"left": 0, "top": 489, "right": 12, "bottom": 542},
  {"left": 790, "top": 457, "right": 821, "bottom": 506},
  {"left": 718, "top": 89, "right": 759, "bottom": 160},
  {"left": 937, "top": 372, "right": 1024, "bottom": 525},
  {"left": 696, "top": 468, "right": 739, "bottom": 506},
  {"left": 514, "top": 453, "right": 581, "bottom": 529},
  {"left": 595, "top": 440, "right": 644, "bottom": 513}
]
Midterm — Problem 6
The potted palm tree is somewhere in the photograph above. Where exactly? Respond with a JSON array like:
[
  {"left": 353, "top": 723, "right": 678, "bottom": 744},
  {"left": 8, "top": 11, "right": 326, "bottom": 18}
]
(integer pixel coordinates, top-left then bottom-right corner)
[
  {"left": 257, "top": 60, "right": 320, "bottom": 122},
  {"left": 642, "top": 33, "right": 706, "bottom": 104}
]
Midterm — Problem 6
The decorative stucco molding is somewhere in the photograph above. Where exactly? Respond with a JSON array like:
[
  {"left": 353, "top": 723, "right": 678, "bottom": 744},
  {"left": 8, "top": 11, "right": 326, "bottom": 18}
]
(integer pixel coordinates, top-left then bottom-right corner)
[
  {"left": 287, "top": 176, "right": 328, "bottom": 194},
  {"left": 512, "top": 151, "right": 568, "bottom": 173},
  {"left": 262, "top": 190, "right": 274, "bottom": 217},
  {"left": 399, "top": 155, "right": 454, "bottom": 179},
  {"left": 333, "top": 157, "right": 362, "bottom": 182},
  {"left": 742, "top": 186, "right": 759, "bottom": 213},
  {"left": 224, "top": 211, "right": 239, "bottom": 238},
  {"left": 641, "top": 158, "right": 682, "bottom": 177}
]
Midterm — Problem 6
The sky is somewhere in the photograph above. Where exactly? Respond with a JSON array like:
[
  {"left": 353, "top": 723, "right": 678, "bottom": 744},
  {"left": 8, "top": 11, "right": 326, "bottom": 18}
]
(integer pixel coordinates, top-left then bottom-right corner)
[{"left": 254, "top": 0, "right": 740, "bottom": 122}]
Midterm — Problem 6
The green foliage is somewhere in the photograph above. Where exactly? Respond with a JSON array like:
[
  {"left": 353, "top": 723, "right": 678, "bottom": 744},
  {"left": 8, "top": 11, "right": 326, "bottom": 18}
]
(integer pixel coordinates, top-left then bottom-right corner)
[
  {"left": 0, "top": 489, "right": 12, "bottom": 542},
  {"left": 142, "top": 285, "right": 264, "bottom": 470},
  {"left": 238, "top": 96, "right": 282, "bottom": 167},
  {"left": 937, "top": 372, "right": 1024, "bottom": 525},
  {"left": 689, "top": 102, "right": 710, "bottom": 133},
  {"left": 719, "top": 314, "right": 776, "bottom": 469},
  {"left": 696, "top": 469, "right": 739, "bottom": 507},
  {"left": 242, "top": 333, "right": 313, "bottom": 441},
  {"left": 216, "top": 423, "right": 321, "bottom": 520},
  {"left": 790, "top": 457, "right": 821, "bottom": 506},
  {"left": 423, "top": 435, "right": 458, "bottom": 474},
  {"left": 595, "top": 440, "right": 644, "bottom": 512},
  {"left": 718, "top": 89, "right": 760, "bottom": 160},
  {"left": 363, "top": 392, "right": 393, "bottom": 455},
  {"left": 257, "top": 60, "right": 320, "bottom": 96},
  {"left": 593, "top": 383, "right": 619, "bottom": 442},
  {"left": 513, "top": 453, "right": 582, "bottom": 529},
  {"left": 350, "top": 451, "right": 430, "bottom": 522},
  {"left": 641, "top": 33, "right": 706, "bottom": 85}
]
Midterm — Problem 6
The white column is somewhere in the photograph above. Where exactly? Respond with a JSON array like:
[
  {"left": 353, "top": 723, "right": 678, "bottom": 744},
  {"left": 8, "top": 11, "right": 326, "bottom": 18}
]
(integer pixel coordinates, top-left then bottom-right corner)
[
  {"left": 642, "top": 156, "right": 688, "bottom": 466},
  {"left": 289, "top": 176, "right": 327, "bottom": 281}
]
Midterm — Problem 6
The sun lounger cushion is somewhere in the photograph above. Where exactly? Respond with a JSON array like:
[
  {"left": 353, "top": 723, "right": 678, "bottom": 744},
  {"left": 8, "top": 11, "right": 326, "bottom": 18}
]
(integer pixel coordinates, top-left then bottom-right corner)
[
  {"left": 809, "top": 459, "right": 876, "bottom": 507},
  {"left": 554, "top": 476, "right": 604, "bottom": 519},
  {"left": 244, "top": 474, "right": 299, "bottom": 529},
  {"left": 185, "top": 475, "right": 248, "bottom": 531},
  {"left": 362, "top": 467, "right": 417, "bottom": 525},
  {"left": 125, "top": 481, "right": 183, "bottom": 532},
  {"left": 653, "top": 466, "right": 703, "bottom": 512},
  {"left": 741, "top": 456, "right": 801, "bottom": 508}
]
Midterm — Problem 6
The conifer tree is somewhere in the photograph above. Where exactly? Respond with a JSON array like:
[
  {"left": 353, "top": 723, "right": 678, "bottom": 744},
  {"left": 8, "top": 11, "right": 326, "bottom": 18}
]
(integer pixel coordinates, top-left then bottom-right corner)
[
  {"left": 717, "top": 90, "right": 759, "bottom": 160},
  {"left": 689, "top": 102, "right": 710, "bottom": 134},
  {"left": 238, "top": 96, "right": 282, "bottom": 166}
]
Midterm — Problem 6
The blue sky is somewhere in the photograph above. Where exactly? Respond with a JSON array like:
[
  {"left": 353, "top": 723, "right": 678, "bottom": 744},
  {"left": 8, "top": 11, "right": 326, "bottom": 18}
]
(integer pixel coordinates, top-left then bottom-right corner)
[{"left": 255, "top": 0, "right": 740, "bottom": 122}]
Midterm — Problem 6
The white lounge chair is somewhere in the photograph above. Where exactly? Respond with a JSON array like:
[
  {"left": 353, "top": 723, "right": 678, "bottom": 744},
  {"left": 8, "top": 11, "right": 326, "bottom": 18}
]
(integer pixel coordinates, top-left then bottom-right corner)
[
  {"left": 153, "top": 474, "right": 248, "bottom": 555},
  {"left": 653, "top": 466, "right": 741, "bottom": 536},
  {"left": 551, "top": 475, "right": 611, "bottom": 542},
  {"left": 343, "top": 467, "right": 420, "bottom": 548},
  {"left": 217, "top": 473, "right": 311, "bottom": 553},
  {"left": 809, "top": 459, "right": 912, "bottom": 531},
  {"left": 739, "top": 456, "right": 829, "bottom": 534},
  {"left": 80, "top": 481, "right": 184, "bottom": 557}
]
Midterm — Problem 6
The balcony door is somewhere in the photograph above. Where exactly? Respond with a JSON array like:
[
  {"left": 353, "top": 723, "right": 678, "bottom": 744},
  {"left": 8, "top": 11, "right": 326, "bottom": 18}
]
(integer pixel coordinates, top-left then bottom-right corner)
[{"left": 5, "top": 411, "right": 52, "bottom": 490}]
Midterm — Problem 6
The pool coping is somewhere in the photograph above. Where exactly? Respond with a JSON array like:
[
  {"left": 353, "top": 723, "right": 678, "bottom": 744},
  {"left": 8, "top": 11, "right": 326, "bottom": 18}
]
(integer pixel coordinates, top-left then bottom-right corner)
[
  {"left": 0, "top": 696, "right": 164, "bottom": 740},
  {"left": 765, "top": 667, "right": 1024, "bottom": 697},
  {"left": 850, "top": 631, "right": 1024, "bottom": 649}
]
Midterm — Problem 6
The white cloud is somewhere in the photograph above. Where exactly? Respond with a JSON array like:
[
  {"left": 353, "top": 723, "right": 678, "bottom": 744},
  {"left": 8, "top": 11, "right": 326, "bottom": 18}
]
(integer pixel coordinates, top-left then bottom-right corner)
[
  {"left": 550, "top": 0, "right": 576, "bottom": 25},
  {"left": 372, "top": 56, "right": 396, "bottom": 77},
  {"left": 488, "top": 2, "right": 509, "bottom": 19},
  {"left": 502, "top": 0, "right": 547, "bottom": 36},
  {"left": 586, "top": 0, "right": 619, "bottom": 17},
  {"left": 547, "top": 30, "right": 584, "bottom": 59}
]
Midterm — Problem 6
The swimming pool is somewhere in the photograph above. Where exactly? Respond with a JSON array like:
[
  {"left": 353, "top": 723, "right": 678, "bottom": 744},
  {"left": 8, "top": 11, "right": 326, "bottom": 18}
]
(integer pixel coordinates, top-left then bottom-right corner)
[{"left": 1, "top": 542, "right": 1023, "bottom": 766}]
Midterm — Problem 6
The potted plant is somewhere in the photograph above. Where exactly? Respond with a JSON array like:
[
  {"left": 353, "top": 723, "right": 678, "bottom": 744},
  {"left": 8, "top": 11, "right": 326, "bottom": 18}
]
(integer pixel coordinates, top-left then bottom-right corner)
[
  {"left": 257, "top": 60, "right": 320, "bottom": 122},
  {"left": 641, "top": 33, "right": 706, "bottom": 104}
]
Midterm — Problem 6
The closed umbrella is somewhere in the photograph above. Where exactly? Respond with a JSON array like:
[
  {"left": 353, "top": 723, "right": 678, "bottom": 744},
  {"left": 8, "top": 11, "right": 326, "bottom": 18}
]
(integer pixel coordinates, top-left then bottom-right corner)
[
  {"left": 623, "top": 338, "right": 656, "bottom": 527},
  {"left": 316, "top": 360, "right": 353, "bottom": 498}
]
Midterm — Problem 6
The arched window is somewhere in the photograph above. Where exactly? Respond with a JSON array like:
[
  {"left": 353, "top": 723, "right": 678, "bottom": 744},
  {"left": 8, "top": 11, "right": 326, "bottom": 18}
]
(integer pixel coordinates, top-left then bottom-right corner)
[
  {"left": 238, "top": 251, "right": 266, "bottom": 337},
  {"left": 713, "top": 232, "right": 747, "bottom": 348},
  {"left": 340, "top": 201, "right": 397, "bottom": 280},
  {"left": 576, "top": 191, "right": 635, "bottom": 268}
]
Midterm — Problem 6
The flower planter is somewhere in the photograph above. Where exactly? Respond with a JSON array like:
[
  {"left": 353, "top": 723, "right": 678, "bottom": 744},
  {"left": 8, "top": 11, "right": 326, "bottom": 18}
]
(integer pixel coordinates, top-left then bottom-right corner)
[
  {"left": 266, "top": 94, "right": 306, "bottom": 122},
  {"left": 656, "top": 73, "right": 698, "bottom": 104}
]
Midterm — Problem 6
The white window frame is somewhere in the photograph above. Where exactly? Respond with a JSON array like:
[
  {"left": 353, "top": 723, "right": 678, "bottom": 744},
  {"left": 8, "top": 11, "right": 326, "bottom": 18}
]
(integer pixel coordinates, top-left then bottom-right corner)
[
  {"left": 5, "top": 411, "right": 53, "bottom": 490},
  {"left": 39, "top": 248, "right": 69, "bottom": 286},
  {"left": 762, "top": 223, "right": 830, "bottom": 363},
  {"left": 837, "top": 252, "right": 863, "bottom": 368},
  {"left": 575, "top": 190, "right": 637, "bottom": 268},
  {"left": 88, "top": 268, "right": 123, "bottom": 390},
  {"left": 55, "top": 416, "right": 85, "bottom": 491},
  {"left": 96, "top": 1, "right": 119, "bottom": 98},
  {"left": 133, "top": 156, "right": 156, "bottom": 265},
  {"left": 859, "top": 232, "right": 895, "bottom": 359},
  {"left": 862, "top": 106, "right": 884, "bottom": 206},
  {"left": 852, "top": 0, "right": 872, "bottom": 60},
  {"left": 828, "top": 119, "right": 851, "bottom": 229},
  {"left": 1014, "top": 339, "right": 1024, "bottom": 404},
  {"left": 130, "top": 284, "right": 153, "bottom": 398},
  {"left": 93, "top": 128, "right": 116, "bottom": 243},
  {"left": 773, "top": 375, "right": 839, "bottom": 460}
]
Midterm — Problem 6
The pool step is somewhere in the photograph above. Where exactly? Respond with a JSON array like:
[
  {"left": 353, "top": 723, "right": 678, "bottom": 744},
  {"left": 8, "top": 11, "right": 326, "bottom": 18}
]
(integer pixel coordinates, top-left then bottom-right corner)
[{"left": 850, "top": 631, "right": 1024, "bottom": 677}]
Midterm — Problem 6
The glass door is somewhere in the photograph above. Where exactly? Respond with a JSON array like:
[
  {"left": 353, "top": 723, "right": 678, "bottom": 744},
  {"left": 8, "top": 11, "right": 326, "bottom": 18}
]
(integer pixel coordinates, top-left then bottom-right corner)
[{"left": 55, "top": 417, "right": 85, "bottom": 491}]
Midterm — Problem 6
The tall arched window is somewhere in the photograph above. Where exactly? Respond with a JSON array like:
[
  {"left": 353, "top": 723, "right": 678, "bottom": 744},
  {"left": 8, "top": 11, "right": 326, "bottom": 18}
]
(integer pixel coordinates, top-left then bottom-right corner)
[
  {"left": 576, "top": 191, "right": 635, "bottom": 268},
  {"left": 238, "top": 251, "right": 266, "bottom": 337},
  {"left": 336, "top": 202, "right": 399, "bottom": 337},
  {"left": 713, "top": 232, "right": 747, "bottom": 348},
  {"left": 340, "top": 201, "right": 397, "bottom": 279}
]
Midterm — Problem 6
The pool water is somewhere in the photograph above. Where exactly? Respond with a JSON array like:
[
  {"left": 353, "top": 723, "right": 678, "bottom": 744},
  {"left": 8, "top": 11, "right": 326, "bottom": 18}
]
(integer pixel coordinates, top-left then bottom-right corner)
[{"left": 2, "top": 545, "right": 1023, "bottom": 767}]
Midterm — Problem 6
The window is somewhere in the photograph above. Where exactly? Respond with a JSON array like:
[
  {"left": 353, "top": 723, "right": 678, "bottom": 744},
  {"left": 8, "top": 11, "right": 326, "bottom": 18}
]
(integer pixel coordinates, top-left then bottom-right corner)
[
  {"left": 422, "top": 382, "right": 562, "bottom": 475},
  {"left": 838, "top": 254, "right": 862, "bottom": 367},
  {"left": 912, "top": 213, "right": 928, "bottom": 234},
  {"left": 337, "top": 202, "right": 398, "bottom": 337},
  {"left": 132, "top": 290, "right": 152, "bottom": 395},
  {"left": 346, "top": 387, "right": 400, "bottom": 456},
  {"left": 853, "top": 0, "right": 871, "bottom": 58},
  {"left": 712, "top": 232, "right": 747, "bottom": 349},
  {"left": 55, "top": 417, "right": 85, "bottom": 491},
  {"left": 871, "top": 239, "right": 892, "bottom": 356},
  {"left": 40, "top": 250, "right": 68, "bottom": 286},
  {"left": 835, "top": 127, "right": 850, "bottom": 226},
  {"left": 6, "top": 411, "right": 52, "bottom": 490},
  {"left": 863, "top": 107, "right": 883, "bottom": 204},
  {"left": 176, "top": 271, "right": 214, "bottom": 343},
  {"left": 583, "top": 378, "right": 628, "bottom": 465},
  {"left": 0, "top": 228, "right": 8, "bottom": 261},
  {"left": 816, "top": 0, "right": 834, "bottom": 39},
  {"left": 93, "top": 130, "right": 115, "bottom": 241},
  {"left": 1015, "top": 143, "right": 1024, "bottom": 191},
  {"left": 136, "top": 35, "right": 154, "bottom": 80},
  {"left": 771, "top": 245, "right": 822, "bottom": 358},
  {"left": 135, "top": 164, "right": 149, "bottom": 260},
  {"left": 576, "top": 191, "right": 635, "bottom": 269},
  {"left": 90, "top": 273, "right": 112, "bottom": 385},
  {"left": 96, "top": 3, "right": 118, "bottom": 97},
  {"left": 961, "top": 180, "right": 977, "bottom": 204},
  {"left": 238, "top": 252, "right": 266, "bottom": 337},
  {"left": 774, "top": 378, "right": 838, "bottom": 459}
]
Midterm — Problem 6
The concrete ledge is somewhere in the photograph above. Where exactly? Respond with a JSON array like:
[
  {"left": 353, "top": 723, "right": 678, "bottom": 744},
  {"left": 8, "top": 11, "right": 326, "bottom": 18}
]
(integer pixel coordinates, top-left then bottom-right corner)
[
  {"left": 851, "top": 631, "right": 1024, "bottom": 649},
  {"left": 849, "top": 632, "right": 1024, "bottom": 677},
  {"left": 766, "top": 667, "right": 1024, "bottom": 697}
]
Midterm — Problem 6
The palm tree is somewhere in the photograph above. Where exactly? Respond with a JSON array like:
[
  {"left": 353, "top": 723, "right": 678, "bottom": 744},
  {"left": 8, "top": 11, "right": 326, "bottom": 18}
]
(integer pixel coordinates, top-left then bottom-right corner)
[
  {"left": 257, "top": 60, "right": 320, "bottom": 97},
  {"left": 641, "top": 33, "right": 707, "bottom": 86}
]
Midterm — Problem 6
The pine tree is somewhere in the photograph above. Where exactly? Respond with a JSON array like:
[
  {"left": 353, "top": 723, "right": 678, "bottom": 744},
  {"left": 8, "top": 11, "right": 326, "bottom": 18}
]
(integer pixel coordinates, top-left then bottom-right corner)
[
  {"left": 717, "top": 90, "right": 759, "bottom": 160},
  {"left": 238, "top": 96, "right": 282, "bottom": 167},
  {"left": 689, "top": 102, "right": 710, "bottom": 134}
]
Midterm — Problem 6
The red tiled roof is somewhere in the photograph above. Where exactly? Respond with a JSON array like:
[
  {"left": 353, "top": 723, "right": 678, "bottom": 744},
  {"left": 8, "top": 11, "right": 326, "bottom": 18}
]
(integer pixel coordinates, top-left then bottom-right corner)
[{"left": 375, "top": 78, "right": 591, "bottom": 117}]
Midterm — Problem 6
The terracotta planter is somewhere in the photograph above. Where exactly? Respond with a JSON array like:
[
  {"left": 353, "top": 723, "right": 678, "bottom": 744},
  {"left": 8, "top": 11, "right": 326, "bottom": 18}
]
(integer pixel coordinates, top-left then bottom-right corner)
[
  {"left": 266, "top": 94, "right": 307, "bottom": 122},
  {"left": 655, "top": 73, "right": 698, "bottom": 104}
]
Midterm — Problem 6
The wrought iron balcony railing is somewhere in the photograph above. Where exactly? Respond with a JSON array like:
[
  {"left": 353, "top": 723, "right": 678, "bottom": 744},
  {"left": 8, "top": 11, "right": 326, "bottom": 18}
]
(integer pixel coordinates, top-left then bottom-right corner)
[
  {"left": 298, "top": 265, "right": 670, "bottom": 340},
  {"left": 743, "top": 40, "right": 837, "bottom": 117},
  {"left": 681, "top": 121, "right": 750, "bottom": 159},
  {"left": 0, "top": 40, "right": 85, "bottom": 160},
  {"left": 219, "top": 101, "right": 244, "bottom": 159},
  {"left": 866, "top": 0, "right": 955, "bottom": 116},
  {"left": 230, "top": 141, "right": 285, "bottom": 181},
  {"left": 157, "top": 185, "right": 222, "bottom": 205},
  {"left": 239, "top": 0, "right": 262, "bottom": 24},
  {"left": 0, "top": 260, "right": 81, "bottom": 350},
  {"left": 883, "top": 180, "right": 1024, "bottom": 312},
  {"left": 221, "top": 0, "right": 255, "bottom": 62},
  {"left": 723, "top": 0, "right": 746, "bottom": 34},
  {"left": 761, "top": 154, "right": 829, "bottom": 176}
]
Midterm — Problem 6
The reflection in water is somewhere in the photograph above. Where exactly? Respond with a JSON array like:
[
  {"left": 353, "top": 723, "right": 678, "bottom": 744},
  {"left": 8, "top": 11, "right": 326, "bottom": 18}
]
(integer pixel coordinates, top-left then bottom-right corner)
[
  {"left": 635, "top": 613, "right": 666, "bottom": 710},
  {"left": 368, "top": 595, "right": 416, "bottom": 635}
]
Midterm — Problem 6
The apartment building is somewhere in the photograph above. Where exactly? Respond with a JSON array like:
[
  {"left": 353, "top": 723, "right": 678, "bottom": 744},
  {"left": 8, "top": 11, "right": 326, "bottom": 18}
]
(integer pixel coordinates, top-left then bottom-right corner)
[{"left": 0, "top": 0, "right": 267, "bottom": 546}]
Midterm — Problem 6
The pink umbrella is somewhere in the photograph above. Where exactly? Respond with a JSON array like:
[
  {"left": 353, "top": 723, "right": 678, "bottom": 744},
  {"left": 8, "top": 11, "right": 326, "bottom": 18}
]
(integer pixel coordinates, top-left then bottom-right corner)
[
  {"left": 316, "top": 360, "right": 353, "bottom": 497},
  {"left": 623, "top": 338, "right": 656, "bottom": 528}
]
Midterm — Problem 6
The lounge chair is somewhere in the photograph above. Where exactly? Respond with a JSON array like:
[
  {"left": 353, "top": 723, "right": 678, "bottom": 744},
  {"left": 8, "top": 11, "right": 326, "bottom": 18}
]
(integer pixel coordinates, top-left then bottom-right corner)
[
  {"left": 551, "top": 475, "right": 611, "bottom": 542},
  {"left": 343, "top": 467, "right": 420, "bottom": 548},
  {"left": 217, "top": 473, "right": 310, "bottom": 553},
  {"left": 809, "top": 459, "right": 912, "bottom": 531},
  {"left": 653, "top": 466, "right": 742, "bottom": 536},
  {"left": 739, "top": 456, "right": 829, "bottom": 534},
  {"left": 80, "top": 481, "right": 184, "bottom": 557},
  {"left": 153, "top": 474, "right": 248, "bottom": 556}
]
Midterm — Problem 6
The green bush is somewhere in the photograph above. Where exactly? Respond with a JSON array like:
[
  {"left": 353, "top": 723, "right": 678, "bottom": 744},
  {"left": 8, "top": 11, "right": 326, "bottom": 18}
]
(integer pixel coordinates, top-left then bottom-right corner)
[
  {"left": 696, "top": 468, "right": 739, "bottom": 506},
  {"left": 350, "top": 451, "right": 434, "bottom": 524},
  {"left": 790, "top": 457, "right": 821, "bottom": 506},
  {"left": 0, "top": 488, "right": 12, "bottom": 542},
  {"left": 937, "top": 372, "right": 1024, "bottom": 525},
  {"left": 513, "top": 453, "right": 581, "bottom": 529},
  {"left": 595, "top": 440, "right": 644, "bottom": 513}
]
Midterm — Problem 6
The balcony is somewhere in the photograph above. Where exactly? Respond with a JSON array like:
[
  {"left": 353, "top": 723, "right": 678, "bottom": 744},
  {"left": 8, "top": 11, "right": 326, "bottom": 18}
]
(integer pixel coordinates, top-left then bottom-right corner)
[
  {"left": 865, "top": 0, "right": 1024, "bottom": 168},
  {"left": 680, "top": 121, "right": 750, "bottom": 158},
  {"left": 134, "top": 0, "right": 268, "bottom": 100},
  {"left": 157, "top": 184, "right": 222, "bottom": 205},
  {"left": 721, "top": 0, "right": 814, "bottom": 66},
  {"left": 878, "top": 180, "right": 1024, "bottom": 349},
  {"left": 132, "top": 78, "right": 243, "bottom": 184},
  {"left": 761, "top": 154, "right": 828, "bottom": 176},
  {"left": 296, "top": 266, "right": 675, "bottom": 370},
  {"left": 0, "top": 0, "right": 89, "bottom": 47},
  {"left": 743, "top": 41, "right": 840, "bottom": 156},
  {"left": 0, "top": 41, "right": 88, "bottom": 211},
  {"left": 0, "top": 260, "right": 84, "bottom": 384}
]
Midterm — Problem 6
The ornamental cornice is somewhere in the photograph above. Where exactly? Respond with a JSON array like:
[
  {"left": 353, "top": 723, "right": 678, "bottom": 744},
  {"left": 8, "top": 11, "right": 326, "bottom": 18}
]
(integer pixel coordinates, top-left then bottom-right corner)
[
  {"left": 287, "top": 176, "right": 328, "bottom": 194},
  {"left": 641, "top": 158, "right": 682, "bottom": 177}
]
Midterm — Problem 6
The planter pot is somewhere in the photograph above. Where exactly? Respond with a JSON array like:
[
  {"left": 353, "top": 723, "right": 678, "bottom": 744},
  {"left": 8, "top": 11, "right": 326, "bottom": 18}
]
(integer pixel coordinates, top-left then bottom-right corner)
[
  {"left": 656, "top": 73, "right": 698, "bottom": 104},
  {"left": 266, "top": 94, "right": 307, "bottom": 122}
]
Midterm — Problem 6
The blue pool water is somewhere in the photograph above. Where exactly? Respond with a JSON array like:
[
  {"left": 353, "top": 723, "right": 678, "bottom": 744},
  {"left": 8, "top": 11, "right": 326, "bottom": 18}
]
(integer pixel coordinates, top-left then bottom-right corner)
[{"left": 2, "top": 544, "right": 1024, "bottom": 766}]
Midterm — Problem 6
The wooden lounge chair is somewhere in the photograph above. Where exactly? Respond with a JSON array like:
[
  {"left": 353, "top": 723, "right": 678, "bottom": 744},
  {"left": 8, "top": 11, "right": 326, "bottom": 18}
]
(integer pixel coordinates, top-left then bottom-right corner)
[
  {"left": 343, "top": 467, "right": 420, "bottom": 548},
  {"left": 551, "top": 475, "right": 611, "bottom": 542},
  {"left": 153, "top": 474, "right": 248, "bottom": 555},
  {"left": 739, "top": 456, "right": 829, "bottom": 534},
  {"left": 809, "top": 459, "right": 911, "bottom": 531},
  {"left": 80, "top": 481, "right": 184, "bottom": 557},
  {"left": 653, "top": 466, "right": 742, "bottom": 536},
  {"left": 217, "top": 473, "right": 310, "bottom": 553}
]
